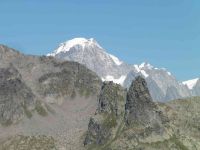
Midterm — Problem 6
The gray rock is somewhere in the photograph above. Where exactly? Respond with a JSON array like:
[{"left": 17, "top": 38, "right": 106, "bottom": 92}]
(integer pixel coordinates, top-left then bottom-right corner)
[
  {"left": 125, "top": 76, "right": 158, "bottom": 126},
  {"left": 124, "top": 73, "right": 166, "bottom": 102},
  {"left": 84, "top": 82, "right": 126, "bottom": 146},
  {"left": 84, "top": 76, "right": 168, "bottom": 148},
  {"left": 0, "top": 65, "right": 35, "bottom": 125},
  {"left": 97, "top": 81, "right": 126, "bottom": 116},
  {"left": 84, "top": 117, "right": 111, "bottom": 145}
]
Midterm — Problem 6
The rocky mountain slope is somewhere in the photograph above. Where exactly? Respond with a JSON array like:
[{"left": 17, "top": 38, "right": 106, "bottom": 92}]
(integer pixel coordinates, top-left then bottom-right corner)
[
  {"left": 0, "top": 44, "right": 102, "bottom": 149},
  {"left": 47, "top": 38, "right": 193, "bottom": 102},
  {"left": 84, "top": 76, "right": 200, "bottom": 150},
  {"left": 0, "top": 65, "right": 36, "bottom": 125}
]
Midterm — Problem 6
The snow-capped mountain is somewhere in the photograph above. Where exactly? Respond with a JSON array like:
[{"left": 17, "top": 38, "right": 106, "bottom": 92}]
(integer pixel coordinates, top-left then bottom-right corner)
[
  {"left": 124, "top": 62, "right": 191, "bottom": 101},
  {"left": 183, "top": 78, "right": 200, "bottom": 96},
  {"left": 183, "top": 78, "right": 199, "bottom": 90},
  {"left": 48, "top": 38, "right": 103, "bottom": 57},
  {"left": 48, "top": 38, "right": 131, "bottom": 80},
  {"left": 47, "top": 37, "right": 195, "bottom": 102}
]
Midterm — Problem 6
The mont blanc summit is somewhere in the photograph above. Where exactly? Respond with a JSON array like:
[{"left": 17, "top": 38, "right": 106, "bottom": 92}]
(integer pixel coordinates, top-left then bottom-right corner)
[{"left": 47, "top": 38, "right": 129, "bottom": 79}]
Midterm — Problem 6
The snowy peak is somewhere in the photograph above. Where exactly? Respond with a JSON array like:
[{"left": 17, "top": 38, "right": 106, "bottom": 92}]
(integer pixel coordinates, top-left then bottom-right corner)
[
  {"left": 133, "top": 62, "right": 173, "bottom": 79},
  {"left": 134, "top": 63, "right": 153, "bottom": 78},
  {"left": 134, "top": 62, "right": 153, "bottom": 78},
  {"left": 47, "top": 37, "right": 103, "bottom": 56},
  {"left": 47, "top": 37, "right": 123, "bottom": 66},
  {"left": 139, "top": 62, "right": 154, "bottom": 70},
  {"left": 183, "top": 78, "right": 199, "bottom": 89}
]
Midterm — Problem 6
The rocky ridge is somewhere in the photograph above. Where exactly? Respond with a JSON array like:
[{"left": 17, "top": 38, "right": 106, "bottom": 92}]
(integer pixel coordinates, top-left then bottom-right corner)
[
  {"left": 84, "top": 76, "right": 169, "bottom": 149},
  {"left": 84, "top": 76, "right": 200, "bottom": 150}
]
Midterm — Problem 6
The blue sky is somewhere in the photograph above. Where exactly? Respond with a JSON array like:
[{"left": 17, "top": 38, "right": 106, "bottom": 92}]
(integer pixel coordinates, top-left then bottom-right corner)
[{"left": 0, "top": 0, "right": 199, "bottom": 81}]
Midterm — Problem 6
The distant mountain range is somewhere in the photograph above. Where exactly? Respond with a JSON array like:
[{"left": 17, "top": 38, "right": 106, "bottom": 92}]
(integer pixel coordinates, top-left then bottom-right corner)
[{"left": 47, "top": 37, "right": 200, "bottom": 102}]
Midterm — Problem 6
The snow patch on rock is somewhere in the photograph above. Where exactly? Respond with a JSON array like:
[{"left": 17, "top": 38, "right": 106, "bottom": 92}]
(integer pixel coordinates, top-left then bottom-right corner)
[
  {"left": 134, "top": 63, "right": 150, "bottom": 78},
  {"left": 167, "top": 72, "right": 172, "bottom": 76},
  {"left": 47, "top": 38, "right": 102, "bottom": 56}
]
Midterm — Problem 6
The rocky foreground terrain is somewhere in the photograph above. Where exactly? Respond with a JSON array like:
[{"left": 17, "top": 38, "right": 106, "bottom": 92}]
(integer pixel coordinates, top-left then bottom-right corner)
[{"left": 0, "top": 45, "right": 200, "bottom": 150}]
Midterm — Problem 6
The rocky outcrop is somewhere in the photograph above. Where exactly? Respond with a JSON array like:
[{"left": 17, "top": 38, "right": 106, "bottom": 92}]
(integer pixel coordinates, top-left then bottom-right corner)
[
  {"left": 84, "top": 77, "right": 200, "bottom": 150},
  {"left": 0, "top": 65, "right": 35, "bottom": 125},
  {"left": 97, "top": 82, "right": 126, "bottom": 116},
  {"left": 84, "top": 76, "right": 169, "bottom": 149},
  {"left": 125, "top": 76, "right": 167, "bottom": 127},
  {"left": 125, "top": 76, "right": 163, "bottom": 126},
  {"left": 84, "top": 82, "right": 126, "bottom": 146},
  {"left": 84, "top": 117, "right": 111, "bottom": 145},
  {"left": 106, "top": 96, "right": 200, "bottom": 150}
]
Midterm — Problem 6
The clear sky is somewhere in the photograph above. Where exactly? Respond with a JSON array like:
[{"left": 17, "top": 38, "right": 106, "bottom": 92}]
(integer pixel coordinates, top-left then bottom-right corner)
[{"left": 0, "top": 0, "right": 199, "bottom": 81}]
